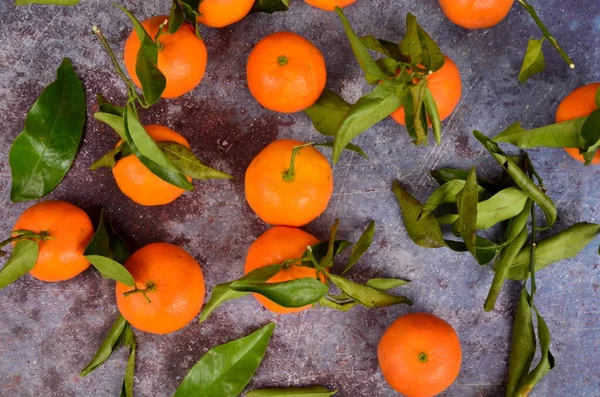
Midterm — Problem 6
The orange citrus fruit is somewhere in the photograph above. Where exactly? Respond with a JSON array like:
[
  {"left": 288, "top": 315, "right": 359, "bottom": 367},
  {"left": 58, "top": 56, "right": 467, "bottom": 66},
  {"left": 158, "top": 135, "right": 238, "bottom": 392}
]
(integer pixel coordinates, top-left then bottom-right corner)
[
  {"left": 245, "top": 140, "right": 333, "bottom": 227},
  {"left": 304, "top": 0, "right": 358, "bottom": 11},
  {"left": 115, "top": 242, "right": 205, "bottom": 334},
  {"left": 112, "top": 124, "right": 192, "bottom": 206},
  {"left": 247, "top": 32, "right": 327, "bottom": 113},
  {"left": 439, "top": 0, "right": 515, "bottom": 29},
  {"left": 391, "top": 56, "right": 462, "bottom": 127},
  {"left": 197, "top": 0, "right": 254, "bottom": 28},
  {"left": 244, "top": 226, "right": 322, "bottom": 314},
  {"left": 555, "top": 82, "right": 600, "bottom": 165},
  {"left": 378, "top": 312, "right": 462, "bottom": 397},
  {"left": 12, "top": 201, "right": 94, "bottom": 282},
  {"left": 124, "top": 16, "right": 207, "bottom": 98}
]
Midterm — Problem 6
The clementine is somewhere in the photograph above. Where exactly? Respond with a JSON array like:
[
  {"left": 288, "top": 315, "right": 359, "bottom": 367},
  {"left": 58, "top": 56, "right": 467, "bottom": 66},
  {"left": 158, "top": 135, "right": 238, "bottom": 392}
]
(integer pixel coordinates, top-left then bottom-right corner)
[
  {"left": 244, "top": 226, "right": 322, "bottom": 314},
  {"left": 112, "top": 124, "right": 192, "bottom": 206},
  {"left": 304, "top": 0, "right": 358, "bottom": 11},
  {"left": 247, "top": 32, "right": 327, "bottom": 113},
  {"left": 12, "top": 201, "right": 94, "bottom": 282},
  {"left": 115, "top": 242, "right": 205, "bottom": 334},
  {"left": 245, "top": 140, "right": 333, "bottom": 227},
  {"left": 378, "top": 312, "right": 462, "bottom": 397},
  {"left": 197, "top": 0, "right": 254, "bottom": 28},
  {"left": 555, "top": 82, "right": 600, "bottom": 165},
  {"left": 439, "top": 0, "right": 515, "bottom": 29},
  {"left": 124, "top": 16, "right": 207, "bottom": 98},
  {"left": 391, "top": 56, "right": 462, "bottom": 127}
]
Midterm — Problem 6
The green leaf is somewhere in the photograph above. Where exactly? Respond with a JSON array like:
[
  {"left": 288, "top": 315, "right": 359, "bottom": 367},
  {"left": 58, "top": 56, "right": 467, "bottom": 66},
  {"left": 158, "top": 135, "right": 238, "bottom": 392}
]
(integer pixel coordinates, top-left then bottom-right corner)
[
  {"left": 445, "top": 237, "right": 501, "bottom": 266},
  {"left": 9, "top": 58, "right": 86, "bottom": 202},
  {"left": 474, "top": 131, "right": 557, "bottom": 228},
  {"left": 493, "top": 119, "right": 586, "bottom": 149},
  {"left": 120, "top": 327, "right": 136, "bottom": 397},
  {"left": 365, "top": 278, "right": 409, "bottom": 291},
  {"left": 314, "top": 142, "right": 368, "bottom": 159},
  {"left": 507, "top": 223, "right": 600, "bottom": 280},
  {"left": 420, "top": 180, "right": 468, "bottom": 219},
  {"left": 84, "top": 209, "right": 130, "bottom": 263},
  {"left": 304, "top": 89, "right": 350, "bottom": 136},
  {"left": 333, "top": 82, "right": 402, "bottom": 162},
  {"left": 361, "top": 35, "right": 404, "bottom": 61},
  {"left": 85, "top": 255, "right": 135, "bottom": 287},
  {"left": 416, "top": 22, "right": 445, "bottom": 72},
  {"left": 97, "top": 94, "right": 124, "bottom": 116},
  {"left": 15, "top": 0, "right": 78, "bottom": 4},
  {"left": 199, "top": 265, "right": 282, "bottom": 323},
  {"left": 393, "top": 181, "right": 447, "bottom": 248},
  {"left": 342, "top": 220, "right": 375, "bottom": 274},
  {"left": 580, "top": 109, "right": 600, "bottom": 165},
  {"left": 303, "top": 240, "right": 352, "bottom": 267},
  {"left": 80, "top": 315, "right": 128, "bottom": 377},
  {"left": 317, "top": 297, "right": 358, "bottom": 312},
  {"left": 117, "top": 5, "right": 167, "bottom": 105},
  {"left": 328, "top": 274, "right": 412, "bottom": 307},
  {"left": 519, "top": 38, "right": 546, "bottom": 83},
  {"left": 247, "top": 387, "right": 338, "bottom": 396},
  {"left": 252, "top": 0, "right": 289, "bottom": 13},
  {"left": 506, "top": 288, "right": 536, "bottom": 396},
  {"left": 174, "top": 323, "right": 276, "bottom": 397},
  {"left": 168, "top": 1, "right": 185, "bottom": 34},
  {"left": 399, "top": 13, "right": 423, "bottom": 66},
  {"left": 376, "top": 58, "right": 402, "bottom": 77},
  {"left": 334, "top": 7, "right": 388, "bottom": 84},
  {"left": 476, "top": 188, "right": 529, "bottom": 230},
  {"left": 456, "top": 167, "right": 479, "bottom": 258},
  {"left": 157, "top": 141, "right": 234, "bottom": 180},
  {"left": 430, "top": 168, "right": 503, "bottom": 193},
  {"left": 94, "top": 112, "right": 127, "bottom": 140},
  {"left": 423, "top": 87, "right": 442, "bottom": 145},
  {"left": 90, "top": 146, "right": 122, "bottom": 170},
  {"left": 230, "top": 278, "right": 328, "bottom": 308},
  {"left": 401, "top": 78, "right": 429, "bottom": 145},
  {"left": 0, "top": 240, "right": 39, "bottom": 290}
]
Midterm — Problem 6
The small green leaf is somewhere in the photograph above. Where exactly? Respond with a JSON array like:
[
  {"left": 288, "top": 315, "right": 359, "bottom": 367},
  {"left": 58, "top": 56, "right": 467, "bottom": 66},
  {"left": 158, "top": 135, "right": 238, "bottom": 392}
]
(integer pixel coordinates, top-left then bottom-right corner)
[
  {"left": 328, "top": 274, "right": 412, "bottom": 307},
  {"left": 9, "top": 58, "right": 86, "bottom": 202},
  {"left": 90, "top": 146, "right": 122, "bottom": 170},
  {"left": 416, "top": 22, "right": 445, "bottom": 72},
  {"left": 314, "top": 142, "right": 368, "bottom": 159},
  {"left": 361, "top": 35, "right": 404, "bottom": 61},
  {"left": 168, "top": 1, "right": 185, "bottom": 34},
  {"left": 230, "top": 278, "right": 328, "bottom": 308},
  {"left": 303, "top": 240, "right": 352, "bottom": 267},
  {"left": 97, "top": 94, "right": 124, "bottom": 116},
  {"left": 15, "top": 0, "right": 79, "bottom": 4},
  {"left": 0, "top": 240, "right": 39, "bottom": 290},
  {"left": 95, "top": 112, "right": 127, "bottom": 140},
  {"left": 423, "top": 87, "right": 442, "bottom": 145},
  {"left": 430, "top": 168, "right": 503, "bottom": 193},
  {"left": 419, "top": 180, "right": 467, "bottom": 219},
  {"left": 174, "top": 323, "right": 276, "bottom": 397},
  {"left": 342, "top": 220, "right": 375, "bottom": 274},
  {"left": 456, "top": 167, "right": 478, "bottom": 258},
  {"left": 120, "top": 327, "right": 136, "bottom": 397},
  {"left": 158, "top": 141, "right": 234, "bottom": 180},
  {"left": 476, "top": 188, "right": 529, "bottom": 230},
  {"left": 80, "top": 315, "right": 128, "bottom": 377},
  {"left": 252, "top": 0, "right": 289, "bottom": 13},
  {"left": 85, "top": 209, "right": 130, "bottom": 264},
  {"left": 366, "top": 278, "right": 409, "bottom": 291},
  {"left": 317, "top": 297, "right": 358, "bottom": 312},
  {"left": 493, "top": 119, "right": 585, "bottom": 149},
  {"left": 519, "top": 38, "right": 546, "bottom": 83},
  {"left": 85, "top": 255, "right": 135, "bottom": 286},
  {"left": 506, "top": 288, "right": 536, "bottom": 396},
  {"left": 304, "top": 89, "right": 350, "bottom": 136},
  {"left": 580, "top": 109, "right": 600, "bottom": 165},
  {"left": 247, "top": 386, "right": 338, "bottom": 396},
  {"left": 401, "top": 78, "right": 429, "bottom": 145},
  {"left": 399, "top": 13, "right": 423, "bottom": 66}
]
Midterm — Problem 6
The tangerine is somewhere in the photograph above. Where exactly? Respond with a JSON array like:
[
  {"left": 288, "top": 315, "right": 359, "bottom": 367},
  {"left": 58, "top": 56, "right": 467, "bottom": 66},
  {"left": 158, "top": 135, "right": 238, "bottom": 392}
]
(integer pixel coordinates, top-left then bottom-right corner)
[
  {"left": 197, "top": 0, "right": 254, "bottom": 28},
  {"left": 304, "top": 0, "right": 358, "bottom": 11},
  {"left": 439, "top": 0, "right": 515, "bottom": 29}
]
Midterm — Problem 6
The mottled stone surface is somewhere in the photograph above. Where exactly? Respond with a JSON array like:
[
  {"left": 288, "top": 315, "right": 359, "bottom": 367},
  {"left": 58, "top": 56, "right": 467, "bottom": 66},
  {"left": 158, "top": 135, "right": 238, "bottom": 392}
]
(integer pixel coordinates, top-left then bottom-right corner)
[{"left": 0, "top": 1, "right": 599, "bottom": 396}]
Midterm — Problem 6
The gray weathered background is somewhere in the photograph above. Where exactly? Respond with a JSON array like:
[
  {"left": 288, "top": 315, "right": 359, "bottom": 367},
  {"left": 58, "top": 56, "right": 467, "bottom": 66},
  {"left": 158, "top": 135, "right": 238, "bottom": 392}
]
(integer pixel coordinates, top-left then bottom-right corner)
[{"left": 0, "top": 0, "right": 598, "bottom": 396}]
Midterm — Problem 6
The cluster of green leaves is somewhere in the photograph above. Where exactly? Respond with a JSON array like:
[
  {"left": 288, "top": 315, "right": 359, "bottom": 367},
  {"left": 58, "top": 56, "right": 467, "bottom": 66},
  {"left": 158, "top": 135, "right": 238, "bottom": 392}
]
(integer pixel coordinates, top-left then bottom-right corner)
[
  {"left": 168, "top": 0, "right": 202, "bottom": 38},
  {"left": 9, "top": 58, "right": 86, "bottom": 203},
  {"left": 304, "top": 8, "right": 446, "bottom": 164},
  {"left": 493, "top": 85, "right": 600, "bottom": 165},
  {"left": 394, "top": 130, "right": 600, "bottom": 396},
  {"left": 200, "top": 220, "right": 411, "bottom": 322}
]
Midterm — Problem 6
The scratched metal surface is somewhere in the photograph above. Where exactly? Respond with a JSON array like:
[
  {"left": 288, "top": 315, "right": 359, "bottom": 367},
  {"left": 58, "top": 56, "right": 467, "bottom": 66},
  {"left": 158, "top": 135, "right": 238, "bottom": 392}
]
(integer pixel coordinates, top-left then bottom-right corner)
[{"left": 0, "top": 1, "right": 598, "bottom": 396}]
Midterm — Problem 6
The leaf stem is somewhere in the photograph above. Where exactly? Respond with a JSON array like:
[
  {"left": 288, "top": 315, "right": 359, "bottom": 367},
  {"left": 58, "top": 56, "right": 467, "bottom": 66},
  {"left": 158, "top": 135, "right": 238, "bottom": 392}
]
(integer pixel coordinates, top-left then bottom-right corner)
[
  {"left": 123, "top": 282, "right": 156, "bottom": 304},
  {"left": 282, "top": 142, "right": 314, "bottom": 182},
  {"left": 154, "top": 19, "right": 169, "bottom": 51},
  {"left": 518, "top": 0, "right": 575, "bottom": 69},
  {"left": 0, "top": 231, "right": 51, "bottom": 252}
]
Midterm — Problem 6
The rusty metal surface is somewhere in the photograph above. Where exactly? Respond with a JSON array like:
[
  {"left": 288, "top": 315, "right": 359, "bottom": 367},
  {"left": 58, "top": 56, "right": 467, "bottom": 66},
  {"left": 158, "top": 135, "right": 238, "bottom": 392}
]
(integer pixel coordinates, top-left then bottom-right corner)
[{"left": 0, "top": 1, "right": 599, "bottom": 396}]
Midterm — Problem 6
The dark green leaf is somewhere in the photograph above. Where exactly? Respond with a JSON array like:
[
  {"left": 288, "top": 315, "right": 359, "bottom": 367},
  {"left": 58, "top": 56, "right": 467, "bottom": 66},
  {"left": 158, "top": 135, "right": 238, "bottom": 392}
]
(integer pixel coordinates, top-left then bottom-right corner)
[
  {"left": 424, "top": 87, "right": 442, "bottom": 145},
  {"left": 361, "top": 35, "right": 404, "bottom": 61},
  {"left": 0, "top": 240, "right": 39, "bottom": 290},
  {"left": 342, "top": 220, "right": 375, "bottom": 274},
  {"left": 84, "top": 209, "right": 130, "bottom": 264},
  {"left": 580, "top": 109, "right": 600, "bottom": 165},
  {"left": 15, "top": 0, "right": 79, "bottom": 4},
  {"left": 366, "top": 278, "right": 409, "bottom": 291},
  {"left": 519, "top": 38, "right": 546, "bottom": 83},
  {"left": 402, "top": 79, "right": 429, "bottom": 145},
  {"left": 493, "top": 119, "right": 585, "bottom": 149},
  {"left": 118, "top": 6, "right": 167, "bottom": 105},
  {"left": 507, "top": 223, "right": 600, "bottom": 280},
  {"left": 168, "top": 1, "right": 185, "bottom": 34},
  {"left": 230, "top": 278, "right": 328, "bottom": 308},
  {"left": 304, "top": 89, "right": 350, "bottom": 136},
  {"left": 329, "top": 274, "right": 412, "bottom": 307},
  {"left": 199, "top": 265, "right": 282, "bottom": 323},
  {"left": 97, "top": 94, "right": 124, "bottom": 116},
  {"left": 476, "top": 188, "right": 529, "bottom": 230},
  {"left": 314, "top": 142, "right": 368, "bottom": 159},
  {"left": 399, "top": 13, "right": 423, "bottom": 65},
  {"left": 506, "top": 288, "right": 536, "bottom": 396},
  {"left": 393, "top": 181, "right": 446, "bottom": 248},
  {"left": 252, "top": 0, "right": 289, "bottom": 13},
  {"left": 80, "top": 315, "right": 128, "bottom": 377},
  {"left": 85, "top": 255, "right": 135, "bottom": 286},
  {"left": 333, "top": 82, "right": 403, "bottom": 162},
  {"left": 430, "top": 168, "right": 503, "bottom": 193},
  {"left": 174, "top": 323, "right": 276, "bottom": 397},
  {"left": 109, "top": 224, "right": 131, "bottom": 265},
  {"left": 9, "top": 58, "right": 86, "bottom": 202},
  {"left": 158, "top": 141, "right": 233, "bottom": 180},
  {"left": 445, "top": 236, "right": 501, "bottom": 265},
  {"left": 456, "top": 167, "right": 479, "bottom": 257},
  {"left": 247, "top": 387, "right": 338, "bottom": 396},
  {"left": 120, "top": 327, "right": 136, "bottom": 397}
]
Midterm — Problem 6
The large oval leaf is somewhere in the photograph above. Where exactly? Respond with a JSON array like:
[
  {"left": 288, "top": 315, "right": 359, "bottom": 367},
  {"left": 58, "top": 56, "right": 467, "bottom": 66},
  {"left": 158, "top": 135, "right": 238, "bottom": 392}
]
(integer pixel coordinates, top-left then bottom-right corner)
[{"left": 230, "top": 278, "right": 328, "bottom": 308}]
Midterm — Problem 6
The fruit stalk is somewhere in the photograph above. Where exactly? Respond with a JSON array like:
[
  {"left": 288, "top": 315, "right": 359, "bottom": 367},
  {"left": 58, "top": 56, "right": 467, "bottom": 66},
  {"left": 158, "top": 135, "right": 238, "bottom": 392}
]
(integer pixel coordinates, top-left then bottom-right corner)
[{"left": 282, "top": 142, "right": 314, "bottom": 181}]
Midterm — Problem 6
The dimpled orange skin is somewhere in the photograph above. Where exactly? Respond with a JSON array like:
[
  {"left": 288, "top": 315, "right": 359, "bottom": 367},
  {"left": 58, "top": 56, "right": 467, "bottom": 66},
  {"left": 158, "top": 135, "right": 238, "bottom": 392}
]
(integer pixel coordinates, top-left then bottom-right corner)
[
  {"left": 304, "top": 0, "right": 358, "bottom": 11},
  {"left": 124, "top": 16, "right": 207, "bottom": 98},
  {"left": 555, "top": 82, "right": 600, "bottom": 165},
  {"left": 112, "top": 125, "right": 192, "bottom": 206},
  {"left": 378, "top": 313, "right": 462, "bottom": 397},
  {"left": 12, "top": 201, "right": 94, "bottom": 282},
  {"left": 247, "top": 32, "right": 327, "bottom": 113},
  {"left": 197, "top": 0, "right": 254, "bottom": 28},
  {"left": 244, "top": 227, "right": 322, "bottom": 314},
  {"left": 245, "top": 140, "right": 333, "bottom": 227},
  {"left": 439, "top": 0, "right": 515, "bottom": 29},
  {"left": 115, "top": 243, "right": 205, "bottom": 335},
  {"left": 391, "top": 56, "right": 462, "bottom": 126}
]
